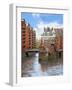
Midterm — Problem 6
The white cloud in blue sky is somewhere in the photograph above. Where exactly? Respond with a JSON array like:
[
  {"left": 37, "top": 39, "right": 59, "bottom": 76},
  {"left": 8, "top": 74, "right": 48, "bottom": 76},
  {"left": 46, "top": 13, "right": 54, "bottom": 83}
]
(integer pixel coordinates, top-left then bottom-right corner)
[{"left": 32, "top": 13, "right": 40, "bottom": 18}]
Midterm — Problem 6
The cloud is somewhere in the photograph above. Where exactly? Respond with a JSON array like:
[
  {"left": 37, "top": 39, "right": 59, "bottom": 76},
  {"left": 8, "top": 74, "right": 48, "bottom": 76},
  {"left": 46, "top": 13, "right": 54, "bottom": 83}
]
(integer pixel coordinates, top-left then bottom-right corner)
[
  {"left": 32, "top": 13, "right": 63, "bottom": 40},
  {"left": 45, "top": 22, "right": 63, "bottom": 28},
  {"left": 32, "top": 13, "right": 40, "bottom": 18},
  {"left": 37, "top": 21, "right": 63, "bottom": 29}
]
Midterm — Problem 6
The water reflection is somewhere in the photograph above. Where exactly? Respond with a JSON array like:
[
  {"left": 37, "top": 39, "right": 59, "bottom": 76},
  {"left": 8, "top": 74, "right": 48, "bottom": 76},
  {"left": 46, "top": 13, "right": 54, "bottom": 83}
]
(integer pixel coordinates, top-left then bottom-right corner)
[{"left": 22, "top": 53, "right": 63, "bottom": 77}]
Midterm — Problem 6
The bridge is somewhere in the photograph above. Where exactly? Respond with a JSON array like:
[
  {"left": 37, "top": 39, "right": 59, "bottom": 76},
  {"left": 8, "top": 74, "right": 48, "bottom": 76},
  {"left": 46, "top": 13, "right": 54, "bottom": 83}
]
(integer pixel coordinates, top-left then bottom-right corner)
[
  {"left": 24, "top": 48, "right": 63, "bottom": 52},
  {"left": 24, "top": 49, "right": 39, "bottom": 52},
  {"left": 23, "top": 48, "right": 63, "bottom": 58}
]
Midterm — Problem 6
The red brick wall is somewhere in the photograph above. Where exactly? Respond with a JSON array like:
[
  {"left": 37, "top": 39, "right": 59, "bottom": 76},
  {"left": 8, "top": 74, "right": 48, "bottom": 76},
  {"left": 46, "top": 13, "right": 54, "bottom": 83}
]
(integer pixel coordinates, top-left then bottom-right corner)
[{"left": 21, "top": 20, "right": 36, "bottom": 51}]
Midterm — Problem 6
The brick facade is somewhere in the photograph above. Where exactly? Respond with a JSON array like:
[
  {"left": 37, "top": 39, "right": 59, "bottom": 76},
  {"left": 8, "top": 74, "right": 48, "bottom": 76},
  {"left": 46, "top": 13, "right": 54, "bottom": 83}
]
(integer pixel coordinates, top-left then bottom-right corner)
[{"left": 21, "top": 19, "right": 36, "bottom": 51}]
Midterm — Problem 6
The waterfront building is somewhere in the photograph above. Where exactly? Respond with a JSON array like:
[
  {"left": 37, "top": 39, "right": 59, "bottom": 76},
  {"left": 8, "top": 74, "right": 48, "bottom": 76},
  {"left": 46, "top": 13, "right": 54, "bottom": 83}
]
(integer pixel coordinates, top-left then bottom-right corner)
[
  {"left": 54, "top": 28, "right": 63, "bottom": 51},
  {"left": 21, "top": 19, "right": 36, "bottom": 51},
  {"left": 40, "top": 27, "right": 63, "bottom": 53}
]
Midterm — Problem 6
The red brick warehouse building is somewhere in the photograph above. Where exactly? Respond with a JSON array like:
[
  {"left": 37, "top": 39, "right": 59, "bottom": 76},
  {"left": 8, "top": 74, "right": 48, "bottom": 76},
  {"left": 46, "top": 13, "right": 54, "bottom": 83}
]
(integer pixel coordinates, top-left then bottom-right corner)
[
  {"left": 54, "top": 28, "right": 63, "bottom": 51},
  {"left": 21, "top": 19, "right": 36, "bottom": 52}
]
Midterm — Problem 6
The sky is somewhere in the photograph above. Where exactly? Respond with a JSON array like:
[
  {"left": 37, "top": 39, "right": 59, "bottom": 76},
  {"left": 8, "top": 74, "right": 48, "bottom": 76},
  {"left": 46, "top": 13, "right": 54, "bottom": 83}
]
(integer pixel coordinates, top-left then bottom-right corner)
[{"left": 21, "top": 12, "right": 63, "bottom": 39}]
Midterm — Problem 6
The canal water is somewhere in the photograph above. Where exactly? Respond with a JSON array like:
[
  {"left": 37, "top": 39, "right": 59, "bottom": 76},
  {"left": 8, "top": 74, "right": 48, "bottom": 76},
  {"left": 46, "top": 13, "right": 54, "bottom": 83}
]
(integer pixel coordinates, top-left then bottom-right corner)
[{"left": 22, "top": 53, "right": 63, "bottom": 77}]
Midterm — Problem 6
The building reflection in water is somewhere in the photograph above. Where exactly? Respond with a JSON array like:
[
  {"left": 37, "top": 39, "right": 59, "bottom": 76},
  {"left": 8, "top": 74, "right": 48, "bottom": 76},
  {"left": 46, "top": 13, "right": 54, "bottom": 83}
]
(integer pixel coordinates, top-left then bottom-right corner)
[{"left": 22, "top": 53, "right": 63, "bottom": 77}]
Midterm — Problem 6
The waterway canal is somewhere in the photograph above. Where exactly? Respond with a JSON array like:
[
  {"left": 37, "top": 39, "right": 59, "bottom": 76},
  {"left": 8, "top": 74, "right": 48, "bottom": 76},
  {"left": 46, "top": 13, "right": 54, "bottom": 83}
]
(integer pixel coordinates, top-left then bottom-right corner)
[{"left": 22, "top": 53, "right": 63, "bottom": 77}]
